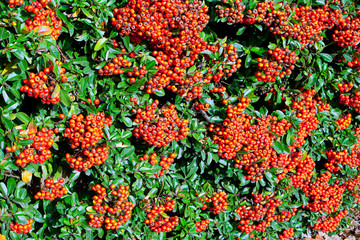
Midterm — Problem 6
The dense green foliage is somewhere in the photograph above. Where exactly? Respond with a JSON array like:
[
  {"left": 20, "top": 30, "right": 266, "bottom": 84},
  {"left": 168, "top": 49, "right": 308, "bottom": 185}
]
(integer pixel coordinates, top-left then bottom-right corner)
[{"left": 1, "top": 0, "right": 360, "bottom": 239}]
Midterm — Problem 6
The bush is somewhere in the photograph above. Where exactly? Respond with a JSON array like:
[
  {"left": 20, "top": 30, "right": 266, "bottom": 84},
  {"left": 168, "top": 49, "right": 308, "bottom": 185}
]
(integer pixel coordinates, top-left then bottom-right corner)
[{"left": 1, "top": 0, "right": 360, "bottom": 239}]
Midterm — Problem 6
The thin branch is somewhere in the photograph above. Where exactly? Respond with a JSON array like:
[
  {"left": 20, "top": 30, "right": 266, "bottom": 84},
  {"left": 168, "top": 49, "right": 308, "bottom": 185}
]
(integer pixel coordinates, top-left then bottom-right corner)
[
  {"left": 55, "top": 42, "right": 68, "bottom": 62},
  {"left": 199, "top": 110, "right": 211, "bottom": 123}
]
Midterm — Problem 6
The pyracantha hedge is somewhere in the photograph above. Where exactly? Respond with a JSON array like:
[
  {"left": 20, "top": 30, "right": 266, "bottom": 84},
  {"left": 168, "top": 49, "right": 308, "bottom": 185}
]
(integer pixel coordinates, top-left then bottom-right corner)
[{"left": 1, "top": 0, "right": 360, "bottom": 239}]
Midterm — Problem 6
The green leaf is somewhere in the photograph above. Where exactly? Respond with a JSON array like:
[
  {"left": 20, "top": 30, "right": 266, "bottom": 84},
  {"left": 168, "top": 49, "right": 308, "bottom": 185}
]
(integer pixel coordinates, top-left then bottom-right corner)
[
  {"left": 236, "top": 27, "right": 246, "bottom": 36},
  {"left": 19, "top": 139, "right": 34, "bottom": 146},
  {"left": 318, "top": 53, "right": 332, "bottom": 62},
  {"left": 122, "top": 36, "right": 130, "bottom": 50},
  {"left": 7, "top": 178, "right": 17, "bottom": 195},
  {"left": 60, "top": 89, "right": 72, "bottom": 106},
  {"left": 16, "top": 112, "right": 31, "bottom": 124},
  {"left": 14, "top": 214, "right": 28, "bottom": 225},
  {"left": 120, "top": 146, "right": 135, "bottom": 159},
  {"left": 272, "top": 141, "right": 284, "bottom": 153},
  {"left": 0, "top": 182, "right": 8, "bottom": 197},
  {"left": 94, "top": 37, "right": 108, "bottom": 51},
  {"left": 51, "top": 84, "right": 61, "bottom": 99}
]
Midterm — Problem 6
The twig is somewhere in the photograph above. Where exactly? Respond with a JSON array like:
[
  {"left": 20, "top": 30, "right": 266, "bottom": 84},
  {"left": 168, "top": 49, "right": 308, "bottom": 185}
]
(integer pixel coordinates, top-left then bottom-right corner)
[
  {"left": 55, "top": 42, "right": 68, "bottom": 62},
  {"left": 4, "top": 172, "right": 20, "bottom": 179},
  {"left": 199, "top": 110, "right": 211, "bottom": 123}
]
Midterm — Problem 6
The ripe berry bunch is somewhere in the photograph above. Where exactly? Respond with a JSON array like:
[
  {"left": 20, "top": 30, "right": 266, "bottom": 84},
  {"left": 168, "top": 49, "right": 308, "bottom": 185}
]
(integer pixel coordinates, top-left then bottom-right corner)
[
  {"left": 195, "top": 219, "right": 209, "bottom": 232},
  {"left": 110, "top": 0, "right": 236, "bottom": 99},
  {"left": 24, "top": 0, "right": 50, "bottom": 12},
  {"left": 278, "top": 227, "right": 294, "bottom": 240},
  {"left": 20, "top": 61, "right": 67, "bottom": 105},
  {"left": 303, "top": 171, "right": 345, "bottom": 213},
  {"left": 288, "top": 152, "right": 315, "bottom": 189},
  {"left": 14, "top": 128, "right": 55, "bottom": 167},
  {"left": 290, "top": 89, "right": 320, "bottom": 148},
  {"left": 64, "top": 113, "right": 112, "bottom": 149},
  {"left": 209, "top": 86, "right": 227, "bottom": 95},
  {"left": 336, "top": 113, "right": 352, "bottom": 130},
  {"left": 196, "top": 193, "right": 212, "bottom": 210},
  {"left": 98, "top": 54, "right": 145, "bottom": 77},
  {"left": 215, "top": 0, "right": 245, "bottom": 24},
  {"left": 325, "top": 128, "right": 360, "bottom": 172},
  {"left": 337, "top": 82, "right": 353, "bottom": 93},
  {"left": 144, "top": 197, "right": 178, "bottom": 233},
  {"left": 236, "top": 197, "right": 282, "bottom": 233},
  {"left": 133, "top": 101, "right": 189, "bottom": 147},
  {"left": 216, "top": 1, "right": 343, "bottom": 48},
  {"left": 140, "top": 152, "right": 176, "bottom": 177},
  {"left": 339, "top": 91, "right": 360, "bottom": 112},
  {"left": 89, "top": 184, "right": 135, "bottom": 230},
  {"left": 209, "top": 191, "right": 228, "bottom": 214},
  {"left": 194, "top": 101, "right": 210, "bottom": 111},
  {"left": 66, "top": 145, "right": 109, "bottom": 171},
  {"left": 313, "top": 210, "right": 347, "bottom": 232},
  {"left": 255, "top": 47, "right": 298, "bottom": 82},
  {"left": 64, "top": 113, "right": 111, "bottom": 171},
  {"left": 34, "top": 178, "right": 68, "bottom": 200},
  {"left": 333, "top": 13, "right": 360, "bottom": 48},
  {"left": 343, "top": 173, "right": 360, "bottom": 204},
  {"left": 252, "top": 193, "right": 265, "bottom": 203},
  {"left": 8, "top": 0, "right": 23, "bottom": 8},
  {"left": 9, "top": 219, "right": 33, "bottom": 233},
  {"left": 211, "top": 98, "right": 293, "bottom": 180},
  {"left": 24, "top": 1, "right": 62, "bottom": 40},
  {"left": 267, "top": 4, "right": 338, "bottom": 46},
  {"left": 277, "top": 209, "right": 296, "bottom": 223}
]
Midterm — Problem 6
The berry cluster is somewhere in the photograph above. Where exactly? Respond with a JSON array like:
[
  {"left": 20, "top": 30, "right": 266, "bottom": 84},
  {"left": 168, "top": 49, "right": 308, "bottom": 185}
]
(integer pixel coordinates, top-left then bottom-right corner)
[
  {"left": 195, "top": 219, "right": 209, "bottom": 232},
  {"left": 108, "top": 0, "right": 242, "bottom": 100},
  {"left": 210, "top": 98, "right": 293, "bottom": 180},
  {"left": 196, "top": 193, "right": 212, "bottom": 210},
  {"left": 89, "top": 184, "right": 135, "bottom": 230},
  {"left": 325, "top": 128, "right": 360, "bottom": 172},
  {"left": 64, "top": 113, "right": 112, "bottom": 171},
  {"left": 140, "top": 152, "right": 176, "bottom": 177},
  {"left": 66, "top": 145, "right": 109, "bottom": 172},
  {"left": 279, "top": 227, "right": 294, "bottom": 240},
  {"left": 111, "top": 0, "right": 209, "bottom": 95},
  {"left": 98, "top": 54, "right": 148, "bottom": 78},
  {"left": 255, "top": 47, "right": 298, "bottom": 82},
  {"left": 6, "top": 145, "right": 17, "bottom": 153},
  {"left": 337, "top": 82, "right": 353, "bottom": 93},
  {"left": 287, "top": 152, "right": 315, "bottom": 189},
  {"left": 344, "top": 55, "right": 360, "bottom": 69},
  {"left": 236, "top": 197, "right": 282, "bottom": 233},
  {"left": 144, "top": 197, "right": 178, "bottom": 233},
  {"left": 333, "top": 15, "right": 360, "bottom": 48},
  {"left": 336, "top": 113, "right": 352, "bottom": 130},
  {"left": 15, "top": 128, "right": 55, "bottom": 167},
  {"left": 133, "top": 101, "right": 189, "bottom": 147},
  {"left": 64, "top": 113, "right": 111, "bottom": 149},
  {"left": 303, "top": 171, "right": 345, "bottom": 213},
  {"left": 209, "top": 191, "right": 228, "bottom": 214},
  {"left": 194, "top": 101, "right": 210, "bottom": 111},
  {"left": 313, "top": 210, "right": 347, "bottom": 232},
  {"left": 277, "top": 210, "right": 296, "bottom": 223},
  {"left": 290, "top": 89, "right": 322, "bottom": 148},
  {"left": 34, "top": 178, "right": 68, "bottom": 200},
  {"left": 9, "top": 219, "right": 33, "bottom": 233},
  {"left": 20, "top": 61, "right": 67, "bottom": 105},
  {"left": 340, "top": 91, "right": 360, "bottom": 112},
  {"left": 216, "top": 1, "right": 342, "bottom": 47},
  {"left": 24, "top": 0, "right": 62, "bottom": 40},
  {"left": 8, "top": 0, "right": 23, "bottom": 8},
  {"left": 215, "top": 0, "right": 245, "bottom": 24}
]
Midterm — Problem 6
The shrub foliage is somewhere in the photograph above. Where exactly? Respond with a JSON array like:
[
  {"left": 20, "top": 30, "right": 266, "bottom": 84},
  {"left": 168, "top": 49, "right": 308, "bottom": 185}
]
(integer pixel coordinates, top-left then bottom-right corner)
[{"left": 1, "top": 0, "right": 360, "bottom": 239}]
